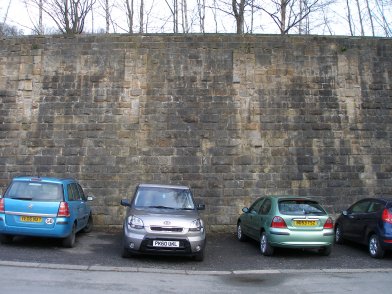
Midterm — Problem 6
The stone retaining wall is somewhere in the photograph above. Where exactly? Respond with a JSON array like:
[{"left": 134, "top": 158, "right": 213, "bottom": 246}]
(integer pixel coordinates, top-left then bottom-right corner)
[{"left": 0, "top": 34, "right": 391, "bottom": 232}]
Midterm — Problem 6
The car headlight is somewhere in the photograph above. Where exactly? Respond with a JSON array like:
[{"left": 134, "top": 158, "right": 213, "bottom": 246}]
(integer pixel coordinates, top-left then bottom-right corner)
[
  {"left": 127, "top": 216, "right": 144, "bottom": 229},
  {"left": 189, "top": 219, "right": 203, "bottom": 232}
]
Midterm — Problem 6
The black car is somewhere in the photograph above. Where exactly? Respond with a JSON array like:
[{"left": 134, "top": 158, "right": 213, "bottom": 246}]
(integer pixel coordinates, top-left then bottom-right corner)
[{"left": 334, "top": 197, "right": 392, "bottom": 258}]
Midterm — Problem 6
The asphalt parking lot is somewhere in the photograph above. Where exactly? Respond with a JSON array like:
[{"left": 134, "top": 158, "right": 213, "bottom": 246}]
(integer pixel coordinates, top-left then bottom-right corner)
[{"left": 0, "top": 230, "right": 391, "bottom": 272}]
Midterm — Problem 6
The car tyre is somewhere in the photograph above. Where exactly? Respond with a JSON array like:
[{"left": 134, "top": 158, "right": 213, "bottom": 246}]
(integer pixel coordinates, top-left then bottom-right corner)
[
  {"left": 62, "top": 223, "right": 76, "bottom": 248},
  {"left": 237, "top": 222, "right": 247, "bottom": 242},
  {"left": 260, "top": 232, "right": 274, "bottom": 256},
  {"left": 334, "top": 224, "right": 344, "bottom": 244},
  {"left": 369, "top": 234, "right": 385, "bottom": 259},
  {"left": 0, "top": 234, "right": 13, "bottom": 244},
  {"left": 319, "top": 245, "right": 332, "bottom": 256},
  {"left": 82, "top": 214, "right": 93, "bottom": 233}
]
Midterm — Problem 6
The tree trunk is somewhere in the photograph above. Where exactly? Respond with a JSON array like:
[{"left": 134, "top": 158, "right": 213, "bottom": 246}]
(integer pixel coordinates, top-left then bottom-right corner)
[
  {"left": 139, "top": 0, "right": 144, "bottom": 33},
  {"left": 126, "top": 0, "right": 134, "bottom": 33},
  {"left": 355, "top": 0, "right": 364, "bottom": 36},
  {"left": 280, "top": 0, "right": 287, "bottom": 34},
  {"left": 232, "top": 0, "right": 245, "bottom": 34}
]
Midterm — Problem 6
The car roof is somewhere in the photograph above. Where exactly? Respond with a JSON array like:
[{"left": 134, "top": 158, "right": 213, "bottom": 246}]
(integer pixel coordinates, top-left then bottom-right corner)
[
  {"left": 266, "top": 195, "right": 317, "bottom": 201},
  {"left": 357, "top": 197, "right": 392, "bottom": 204},
  {"left": 138, "top": 183, "right": 190, "bottom": 190},
  {"left": 12, "top": 176, "right": 76, "bottom": 184}
]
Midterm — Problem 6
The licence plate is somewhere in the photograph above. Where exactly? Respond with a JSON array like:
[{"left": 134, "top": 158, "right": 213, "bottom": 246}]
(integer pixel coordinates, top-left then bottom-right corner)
[
  {"left": 152, "top": 240, "right": 180, "bottom": 248},
  {"left": 293, "top": 220, "right": 317, "bottom": 227},
  {"left": 20, "top": 216, "right": 42, "bottom": 223}
]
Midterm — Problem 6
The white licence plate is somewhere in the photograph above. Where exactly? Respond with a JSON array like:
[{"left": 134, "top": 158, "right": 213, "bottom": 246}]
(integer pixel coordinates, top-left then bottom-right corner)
[{"left": 153, "top": 240, "right": 180, "bottom": 248}]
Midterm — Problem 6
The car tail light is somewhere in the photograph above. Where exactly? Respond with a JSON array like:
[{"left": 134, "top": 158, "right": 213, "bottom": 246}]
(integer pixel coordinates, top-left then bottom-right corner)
[
  {"left": 0, "top": 198, "right": 4, "bottom": 213},
  {"left": 323, "top": 217, "right": 334, "bottom": 229},
  {"left": 57, "top": 202, "right": 70, "bottom": 217},
  {"left": 382, "top": 208, "right": 392, "bottom": 224},
  {"left": 271, "top": 216, "right": 287, "bottom": 229}
]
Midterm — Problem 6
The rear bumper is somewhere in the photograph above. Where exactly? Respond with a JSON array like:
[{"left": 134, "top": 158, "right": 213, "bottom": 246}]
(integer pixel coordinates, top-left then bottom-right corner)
[
  {"left": 269, "top": 228, "right": 334, "bottom": 248},
  {"left": 0, "top": 214, "right": 72, "bottom": 238},
  {"left": 380, "top": 238, "right": 392, "bottom": 250}
]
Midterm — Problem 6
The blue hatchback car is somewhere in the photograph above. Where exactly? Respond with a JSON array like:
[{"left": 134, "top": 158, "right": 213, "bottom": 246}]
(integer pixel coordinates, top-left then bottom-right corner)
[
  {"left": 335, "top": 197, "right": 392, "bottom": 258},
  {"left": 0, "top": 176, "right": 94, "bottom": 247}
]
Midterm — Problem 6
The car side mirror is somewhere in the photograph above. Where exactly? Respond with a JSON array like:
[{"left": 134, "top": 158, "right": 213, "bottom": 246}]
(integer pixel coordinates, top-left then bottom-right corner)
[
  {"left": 87, "top": 195, "right": 95, "bottom": 201},
  {"left": 342, "top": 210, "right": 348, "bottom": 216},
  {"left": 121, "top": 199, "right": 131, "bottom": 207},
  {"left": 242, "top": 207, "right": 249, "bottom": 213},
  {"left": 197, "top": 204, "right": 205, "bottom": 210}
]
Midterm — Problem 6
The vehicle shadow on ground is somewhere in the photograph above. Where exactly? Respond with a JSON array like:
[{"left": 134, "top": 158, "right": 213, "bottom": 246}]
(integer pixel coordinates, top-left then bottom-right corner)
[{"left": 1, "top": 231, "right": 391, "bottom": 271}]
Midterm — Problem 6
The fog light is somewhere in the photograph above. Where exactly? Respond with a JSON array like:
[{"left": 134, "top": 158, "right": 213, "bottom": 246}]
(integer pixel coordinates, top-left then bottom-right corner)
[
  {"left": 129, "top": 242, "right": 135, "bottom": 249},
  {"left": 195, "top": 245, "right": 201, "bottom": 252}
]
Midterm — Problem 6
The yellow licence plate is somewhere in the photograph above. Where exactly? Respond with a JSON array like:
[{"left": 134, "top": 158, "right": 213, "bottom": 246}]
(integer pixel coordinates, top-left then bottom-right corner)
[
  {"left": 293, "top": 220, "right": 317, "bottom": 227},
  {"left": 20, "top": 216, "right": 42, "bottom": 223}
]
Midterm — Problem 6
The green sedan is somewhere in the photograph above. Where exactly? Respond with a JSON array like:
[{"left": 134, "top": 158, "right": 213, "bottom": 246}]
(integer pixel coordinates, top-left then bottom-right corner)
[{"left": 237, "top": 195, "right": 334, "bottom": 256}]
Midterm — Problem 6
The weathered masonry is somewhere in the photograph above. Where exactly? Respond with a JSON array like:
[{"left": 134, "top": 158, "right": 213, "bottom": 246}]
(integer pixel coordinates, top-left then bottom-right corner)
[{"left": 0, "top": 34, "right": 391, "bottom": 232}]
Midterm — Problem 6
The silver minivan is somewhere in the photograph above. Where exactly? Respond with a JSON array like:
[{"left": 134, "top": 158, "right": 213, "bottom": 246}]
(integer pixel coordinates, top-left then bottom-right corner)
[{"left": 120, "top": 184, "right": 206, "bottom": 261}]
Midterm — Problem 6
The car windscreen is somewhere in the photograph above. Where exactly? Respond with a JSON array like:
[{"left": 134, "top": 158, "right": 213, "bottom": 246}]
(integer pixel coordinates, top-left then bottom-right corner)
[
  {"left": 5, "top": 181, "right": 63, "bottom": 202},
  {"left": 134, "top": 187, "right": 195, "bottom": 210},
  {"left": 278, "top": 199, "right": 327, "bottom": 216}
]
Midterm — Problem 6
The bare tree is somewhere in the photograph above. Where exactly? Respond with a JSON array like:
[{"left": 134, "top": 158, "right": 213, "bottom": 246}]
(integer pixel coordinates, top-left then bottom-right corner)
[
  {"left": 365, "top": 0, "right": 375, "bottom": 36},
  {"left": 165, "top": 0, "right": 179, "bottom": 33},
  {"left": 255, "top": 0, "right": 334, "bottom": 34},
  {"left": 373, "top": 0, "right": 392, "bottom": 36},
  {"left": 105, "top": 0, "right": 110, "bottom": 33},
  {"left": 232, "top": 0, "right": 246, "bottom": 33},
  {"left": 355, "top": 0, "right": 365, "bottom": 35},
  {"left": 26, "top": 0, "right": 96, "bottom": 34},
  {"left": 346, "top": 0, "right": 354, "bottom": 35},
  {"left": 1, "top": 0, "right": 11, "bottom": 27},
  {"left": 125, "top": 0, "right": 134, "bottom": 33},
  {"left": 139, "top": 0, "right": 144, "bottom": 33},
  {"left": 182, "top": 0, "right": 189, "bottom": 33},
  {"left": 197, "top": 0, "right": 206, "bottom": 33},
  {"left": 210, "top": 0, "right": 250, "bottom": 34},
  {"left": 1, "top": 0, "right": 23, "bottom": 36}
]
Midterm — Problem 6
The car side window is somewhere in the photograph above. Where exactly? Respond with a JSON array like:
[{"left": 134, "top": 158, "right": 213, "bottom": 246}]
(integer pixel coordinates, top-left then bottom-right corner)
[
  {"left": 368, "top": 201, "right": 384, "bottom": 213},
  {"left": 68, "top": 184, "right": 81, "bottom": 201},
  {"left": 249, "top": 198, "right": 264, "bottom": 214},
  {"left": 77, "top": 184, "right": 87, "bottom": 201},
  {"left": 350, "top": 201, "right": 370, "bottom": 213},
  {"left": 259, "top": 199, "right": 272, "bottom": 215}
]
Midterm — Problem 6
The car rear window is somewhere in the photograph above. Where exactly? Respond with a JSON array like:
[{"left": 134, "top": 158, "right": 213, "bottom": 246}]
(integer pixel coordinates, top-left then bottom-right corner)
[
  {"left": 134, "top": 187, "right": 195, "bottom": 210},
  {"left": 278, "top": 199, "right": 327, "bottom": 216},
  {"left": 5, "top": 181, "right": 63, "bottom": 202}
]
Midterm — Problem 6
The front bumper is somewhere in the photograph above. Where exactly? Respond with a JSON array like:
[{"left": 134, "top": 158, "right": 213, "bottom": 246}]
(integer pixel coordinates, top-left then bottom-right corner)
[{"left": 122, "top": 225, "right": 206, "bottom": 257}]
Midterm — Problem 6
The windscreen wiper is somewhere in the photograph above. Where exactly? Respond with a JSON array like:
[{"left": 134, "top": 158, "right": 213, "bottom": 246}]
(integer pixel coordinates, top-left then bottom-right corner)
[{"left": 148, "top": 205, "right": 175, "bottom": 209}]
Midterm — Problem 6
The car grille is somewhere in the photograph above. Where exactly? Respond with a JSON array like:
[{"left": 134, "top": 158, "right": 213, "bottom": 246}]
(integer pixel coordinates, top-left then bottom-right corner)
[{"left": 150, "top": 226, "right": 183, "bottom": 232}]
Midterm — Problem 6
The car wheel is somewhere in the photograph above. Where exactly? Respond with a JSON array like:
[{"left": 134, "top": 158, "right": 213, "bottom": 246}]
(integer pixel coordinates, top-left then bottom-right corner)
[
  {"left": 369, "top": 234, "right": 385, "bottom": 259},
  {"left": 335, "top": 224, "right": 344, "bottom": 244},
  {"left": 82, "top": 214, "right": 93, "bottom": 233},
  {"left": 0, "top": 234, "right": 13, "bottom": 244},
  {"left": 319, "top": 246, "right": 332, "bottom": 256},
  {"left": 62, "top": 223, "right": 76, "bottom": 248},
  {"left": 260, "top": 232, "right": 274, "bottom": 256},
  {"left": 237, "top": 222, "right": 247, "bottom": 242}
]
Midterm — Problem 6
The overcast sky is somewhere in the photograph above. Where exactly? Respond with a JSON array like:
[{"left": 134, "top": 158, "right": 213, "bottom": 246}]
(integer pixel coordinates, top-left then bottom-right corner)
[{"left": 1, "top": 0, "right": 391, "bottom": 36}]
